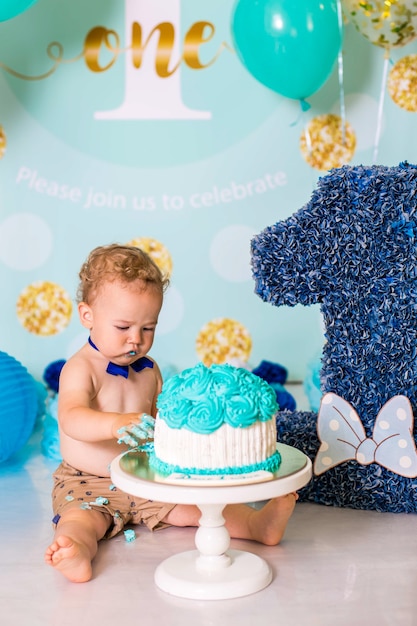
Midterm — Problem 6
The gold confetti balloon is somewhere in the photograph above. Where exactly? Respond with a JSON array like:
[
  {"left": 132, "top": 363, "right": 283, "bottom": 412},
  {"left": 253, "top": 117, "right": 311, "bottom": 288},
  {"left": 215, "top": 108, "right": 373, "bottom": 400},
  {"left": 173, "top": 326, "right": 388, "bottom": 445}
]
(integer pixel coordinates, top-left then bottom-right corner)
[
  {"left": 300, "top": 114, "right": 356, "bottom": 172},
  {"left": 17, "top": 281, "right": 73, "bottom": 336},
  {"left": 0, "top": 125, "right": 6, "bottom": 159},
  {"left": 388, "top": 54, "right": 417, "bottom": 111},
  {"left": 128, "top": 237, "right": 173, "bottom": 279},
  {"left": 196, "top": 317, "right": 252, "bottom": 366},
  {"left": 342, "top": 0, "right": 417, "bottom": 49}
]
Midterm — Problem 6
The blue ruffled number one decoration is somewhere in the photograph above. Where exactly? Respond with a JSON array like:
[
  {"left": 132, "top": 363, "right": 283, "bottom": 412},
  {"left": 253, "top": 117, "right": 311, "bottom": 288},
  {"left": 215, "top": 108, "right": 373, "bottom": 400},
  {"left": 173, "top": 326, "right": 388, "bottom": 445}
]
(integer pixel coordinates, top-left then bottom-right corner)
[{"left": 0, "top": 0, "right": 38, "bottom": 22}]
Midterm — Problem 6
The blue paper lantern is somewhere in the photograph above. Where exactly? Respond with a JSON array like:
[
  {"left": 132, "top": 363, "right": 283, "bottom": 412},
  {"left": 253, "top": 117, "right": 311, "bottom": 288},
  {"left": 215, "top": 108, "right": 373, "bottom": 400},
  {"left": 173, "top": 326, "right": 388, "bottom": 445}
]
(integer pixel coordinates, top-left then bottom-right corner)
[{"left": 0, "top": 352, "right": 38, "bottom": 462}]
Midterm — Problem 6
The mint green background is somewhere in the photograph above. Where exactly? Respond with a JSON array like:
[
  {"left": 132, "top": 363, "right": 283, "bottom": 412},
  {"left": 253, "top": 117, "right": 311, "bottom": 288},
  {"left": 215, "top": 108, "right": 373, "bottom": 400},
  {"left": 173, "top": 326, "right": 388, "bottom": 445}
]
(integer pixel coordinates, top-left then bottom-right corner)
[{"left": 0, "top": 0, "right": 416, "bottom": 386}]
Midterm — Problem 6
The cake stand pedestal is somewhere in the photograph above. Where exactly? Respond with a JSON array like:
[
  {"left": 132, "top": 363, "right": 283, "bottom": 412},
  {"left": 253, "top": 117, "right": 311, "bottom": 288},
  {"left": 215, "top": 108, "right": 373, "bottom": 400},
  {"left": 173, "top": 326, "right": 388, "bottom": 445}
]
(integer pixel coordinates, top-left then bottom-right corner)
[{"left": 110, "top": 443, "right": 312, "bottom": 600}]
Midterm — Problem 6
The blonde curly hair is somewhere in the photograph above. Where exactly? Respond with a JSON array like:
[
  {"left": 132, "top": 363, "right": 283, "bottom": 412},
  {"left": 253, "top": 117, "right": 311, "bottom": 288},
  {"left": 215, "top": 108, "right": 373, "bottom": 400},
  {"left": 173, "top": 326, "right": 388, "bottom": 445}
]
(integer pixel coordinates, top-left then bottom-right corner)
[{"left": 77, "top": 243, "right": 169, "bottom": 304}]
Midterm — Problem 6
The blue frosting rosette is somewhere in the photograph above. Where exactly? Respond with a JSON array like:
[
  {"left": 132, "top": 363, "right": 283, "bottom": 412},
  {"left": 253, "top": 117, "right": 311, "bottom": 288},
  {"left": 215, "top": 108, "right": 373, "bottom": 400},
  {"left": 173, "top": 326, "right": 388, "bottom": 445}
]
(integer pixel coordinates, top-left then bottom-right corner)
[{"left": 156, "top": 362, "right": 279, "bottom": 433}]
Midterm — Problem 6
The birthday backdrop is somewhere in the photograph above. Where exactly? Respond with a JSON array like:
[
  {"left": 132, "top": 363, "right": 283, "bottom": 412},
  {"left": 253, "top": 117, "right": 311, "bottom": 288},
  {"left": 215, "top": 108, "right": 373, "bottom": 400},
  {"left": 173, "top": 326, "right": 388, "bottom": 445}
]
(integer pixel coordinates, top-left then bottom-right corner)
[{"left": 1, "top": 0, "right": 417, "bottom": 385}]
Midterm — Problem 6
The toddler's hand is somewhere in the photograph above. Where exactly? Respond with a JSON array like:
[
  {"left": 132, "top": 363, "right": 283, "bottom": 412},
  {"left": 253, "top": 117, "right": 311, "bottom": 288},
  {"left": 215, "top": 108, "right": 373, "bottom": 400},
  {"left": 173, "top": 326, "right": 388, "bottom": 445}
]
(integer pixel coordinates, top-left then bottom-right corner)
[{"left": 117, "top": 414, "right": 155, "bottom": 449}]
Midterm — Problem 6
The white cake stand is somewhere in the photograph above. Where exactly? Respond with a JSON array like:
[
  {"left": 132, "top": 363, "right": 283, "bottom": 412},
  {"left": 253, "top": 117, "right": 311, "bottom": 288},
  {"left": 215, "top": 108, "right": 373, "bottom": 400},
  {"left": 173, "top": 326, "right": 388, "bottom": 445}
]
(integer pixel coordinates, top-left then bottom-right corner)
[{"left": 110, "top": 443, "right": 312, "bottom": 600}]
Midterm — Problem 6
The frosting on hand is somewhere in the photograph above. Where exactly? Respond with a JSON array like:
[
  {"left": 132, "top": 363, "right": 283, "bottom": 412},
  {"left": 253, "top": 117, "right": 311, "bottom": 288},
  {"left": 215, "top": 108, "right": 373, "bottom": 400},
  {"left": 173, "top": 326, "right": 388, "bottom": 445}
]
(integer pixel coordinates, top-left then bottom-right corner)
[{"left": 117, "top": 414, "right": 155, "bottom": 448}]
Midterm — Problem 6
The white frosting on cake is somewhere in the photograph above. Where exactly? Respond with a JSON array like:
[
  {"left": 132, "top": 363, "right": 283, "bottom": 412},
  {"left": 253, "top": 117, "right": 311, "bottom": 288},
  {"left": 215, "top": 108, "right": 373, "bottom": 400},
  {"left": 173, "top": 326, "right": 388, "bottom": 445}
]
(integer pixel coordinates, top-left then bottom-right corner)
[{"left": 153, "top": 417, "right": 277, "bottom": 472}]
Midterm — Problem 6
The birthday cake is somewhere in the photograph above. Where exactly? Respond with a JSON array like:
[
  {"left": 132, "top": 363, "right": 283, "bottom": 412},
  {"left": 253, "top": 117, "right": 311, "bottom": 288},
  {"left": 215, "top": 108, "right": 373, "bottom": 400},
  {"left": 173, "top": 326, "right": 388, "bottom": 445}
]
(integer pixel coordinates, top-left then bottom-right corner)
[{"left": 149, "top": 362, "right": 281, "bottom": 482}]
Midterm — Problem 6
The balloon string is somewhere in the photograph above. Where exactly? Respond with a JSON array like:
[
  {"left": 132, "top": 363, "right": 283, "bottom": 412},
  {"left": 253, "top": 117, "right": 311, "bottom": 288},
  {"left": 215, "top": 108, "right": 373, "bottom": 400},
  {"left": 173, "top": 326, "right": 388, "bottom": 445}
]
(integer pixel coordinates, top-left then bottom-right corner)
[
  {"left": 337, "top": 53, "right": 346, "bottom": 146},
  {"left": 303, "top": 107, "right": 312, "bottom": 158},
  {"left": 290, "top": 100, "right": 312, "bottom": 158},
  {"left": 336, "top": 0, "right": 346, "bottom": 146},
  {"left": 290, "top": 99, "right": 311, "bottom": 127},
  {"left": 372, "top": 51, "right": 390, "bottom": 164}
]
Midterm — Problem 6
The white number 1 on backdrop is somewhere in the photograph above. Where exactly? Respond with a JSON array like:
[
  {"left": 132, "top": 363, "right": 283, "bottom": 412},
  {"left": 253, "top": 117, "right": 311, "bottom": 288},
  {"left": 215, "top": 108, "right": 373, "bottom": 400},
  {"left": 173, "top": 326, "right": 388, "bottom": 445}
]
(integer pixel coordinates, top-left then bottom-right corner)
[{"left": 95, "top": 0, "right": 212, "bottom": 120}]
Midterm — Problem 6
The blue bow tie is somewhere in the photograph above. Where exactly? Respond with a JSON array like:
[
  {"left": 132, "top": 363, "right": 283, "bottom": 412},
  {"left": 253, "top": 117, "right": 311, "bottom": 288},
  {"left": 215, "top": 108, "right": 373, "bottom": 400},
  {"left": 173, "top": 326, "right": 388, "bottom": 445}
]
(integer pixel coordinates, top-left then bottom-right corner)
[{"left": 88, "top": 337, "right": 154, "bottom": 378}]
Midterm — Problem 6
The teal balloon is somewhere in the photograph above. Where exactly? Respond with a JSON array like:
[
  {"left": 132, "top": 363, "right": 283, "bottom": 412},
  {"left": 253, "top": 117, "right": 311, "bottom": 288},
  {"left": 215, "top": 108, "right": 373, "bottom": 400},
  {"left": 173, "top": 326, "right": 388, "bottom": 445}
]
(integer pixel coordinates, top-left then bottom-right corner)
[
  {"left": 0, "top": 0, "right": 37, "bottom": 22},
  {"left": 231, "top": 0, "right": 342, "bottom": 100}
]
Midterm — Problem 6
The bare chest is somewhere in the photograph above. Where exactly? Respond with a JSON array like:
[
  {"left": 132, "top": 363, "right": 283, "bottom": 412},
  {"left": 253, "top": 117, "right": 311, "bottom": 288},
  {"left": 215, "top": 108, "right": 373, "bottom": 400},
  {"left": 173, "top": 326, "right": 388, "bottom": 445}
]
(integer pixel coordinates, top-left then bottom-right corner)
[{"left": 90, "top": 369, "right": 156, "bottom": 414}]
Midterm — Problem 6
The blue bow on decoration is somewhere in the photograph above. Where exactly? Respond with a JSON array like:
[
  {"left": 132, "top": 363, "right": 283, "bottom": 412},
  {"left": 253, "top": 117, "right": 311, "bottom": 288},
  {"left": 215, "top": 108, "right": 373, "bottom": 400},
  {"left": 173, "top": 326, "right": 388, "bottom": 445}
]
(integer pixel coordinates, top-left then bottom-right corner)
[
  {"left": 88, "top": 337, "right": 153, "bottom": 378},
  {"left": 314, "top": 393, "right": 417, "bottom": 478}
]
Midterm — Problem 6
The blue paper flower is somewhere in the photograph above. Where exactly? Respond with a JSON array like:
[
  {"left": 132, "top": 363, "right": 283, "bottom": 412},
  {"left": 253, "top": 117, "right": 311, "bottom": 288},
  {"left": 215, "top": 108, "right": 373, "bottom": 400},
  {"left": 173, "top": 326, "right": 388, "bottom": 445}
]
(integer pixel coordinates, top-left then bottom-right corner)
[{"left": 43, "top": 359, "right": 66, "bottom": 393}]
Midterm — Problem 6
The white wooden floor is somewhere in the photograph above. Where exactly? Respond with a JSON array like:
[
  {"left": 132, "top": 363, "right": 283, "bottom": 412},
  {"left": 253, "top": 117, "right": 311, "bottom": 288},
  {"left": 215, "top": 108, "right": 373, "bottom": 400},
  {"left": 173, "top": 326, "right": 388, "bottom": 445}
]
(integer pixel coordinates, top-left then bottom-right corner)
[{"left": 1, "top": 386, "right": 416, "bottom": 625}]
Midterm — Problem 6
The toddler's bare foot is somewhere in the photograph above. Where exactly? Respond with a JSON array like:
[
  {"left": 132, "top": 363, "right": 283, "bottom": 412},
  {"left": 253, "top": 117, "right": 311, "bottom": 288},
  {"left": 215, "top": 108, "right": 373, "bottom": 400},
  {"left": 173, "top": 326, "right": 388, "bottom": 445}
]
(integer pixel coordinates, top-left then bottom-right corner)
[
  {"left": 252, "top": 492, "right": 298, "bottom": 546},
  {"left": 44, "top": 535, "right": 92, "bottom": 583}
]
